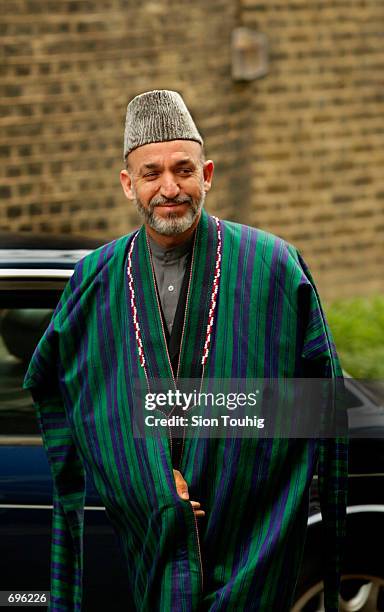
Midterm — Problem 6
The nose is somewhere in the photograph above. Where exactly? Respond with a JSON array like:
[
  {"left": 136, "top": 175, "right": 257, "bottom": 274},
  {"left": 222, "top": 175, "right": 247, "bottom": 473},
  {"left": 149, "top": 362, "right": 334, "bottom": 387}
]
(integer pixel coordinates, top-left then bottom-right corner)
[{"left": 159, "top": 172, "right": 180, "bottom": 199}]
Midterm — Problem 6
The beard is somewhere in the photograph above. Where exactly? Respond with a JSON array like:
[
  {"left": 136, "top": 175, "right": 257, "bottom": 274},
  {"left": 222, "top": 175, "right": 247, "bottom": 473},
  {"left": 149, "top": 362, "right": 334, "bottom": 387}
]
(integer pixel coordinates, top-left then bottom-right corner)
[{"left": 132, "top": 187, "right": 205, "bottom": 236}]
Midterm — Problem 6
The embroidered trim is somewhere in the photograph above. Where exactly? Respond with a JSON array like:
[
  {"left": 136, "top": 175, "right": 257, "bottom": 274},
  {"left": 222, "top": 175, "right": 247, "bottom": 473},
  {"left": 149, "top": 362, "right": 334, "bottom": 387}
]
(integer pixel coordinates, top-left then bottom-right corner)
[
  {"left": 127, "top": 215, "right": 222, "bottom": 372},
  {"left": 127, "top": 231, "right": 145, "bottom": 368},
  {"left": 202, "top": 215, "right": 221, "bottom": 365}
]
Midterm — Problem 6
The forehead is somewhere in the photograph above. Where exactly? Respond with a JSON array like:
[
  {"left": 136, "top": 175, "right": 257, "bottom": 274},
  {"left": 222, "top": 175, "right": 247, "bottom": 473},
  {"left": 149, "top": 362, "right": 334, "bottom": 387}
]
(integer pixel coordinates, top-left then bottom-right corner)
[{"left": 128, "top": 140, "right": 202, "bottom": 170}]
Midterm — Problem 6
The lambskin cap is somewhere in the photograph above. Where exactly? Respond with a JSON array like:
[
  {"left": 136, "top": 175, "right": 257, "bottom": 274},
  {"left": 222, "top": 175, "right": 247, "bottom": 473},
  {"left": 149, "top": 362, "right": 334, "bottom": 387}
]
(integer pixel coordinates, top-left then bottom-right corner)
[{"left": 123, "top": 90, "right": 203, "bottom": 160}]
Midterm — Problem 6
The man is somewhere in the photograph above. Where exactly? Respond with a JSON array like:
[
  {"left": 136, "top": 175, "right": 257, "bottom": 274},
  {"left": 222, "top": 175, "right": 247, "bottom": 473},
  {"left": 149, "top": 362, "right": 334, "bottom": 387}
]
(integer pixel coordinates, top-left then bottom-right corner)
[{"left": 24, "top": 90, "right": 348, "bottom": 611}]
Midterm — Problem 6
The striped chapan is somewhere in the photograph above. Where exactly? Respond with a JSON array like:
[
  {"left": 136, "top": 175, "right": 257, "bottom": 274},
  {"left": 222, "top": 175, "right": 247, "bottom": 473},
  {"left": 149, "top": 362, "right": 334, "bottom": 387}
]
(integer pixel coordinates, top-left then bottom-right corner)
[{"left": 24, "top": 209, "right": 348, "bottom": 611}]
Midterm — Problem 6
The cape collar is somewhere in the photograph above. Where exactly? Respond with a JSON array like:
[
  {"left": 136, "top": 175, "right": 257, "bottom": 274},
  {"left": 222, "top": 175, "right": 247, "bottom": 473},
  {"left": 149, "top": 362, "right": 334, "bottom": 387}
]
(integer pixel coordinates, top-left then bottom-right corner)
[{"left": 127, "top": 209, "right": 220, "bottom": 399}]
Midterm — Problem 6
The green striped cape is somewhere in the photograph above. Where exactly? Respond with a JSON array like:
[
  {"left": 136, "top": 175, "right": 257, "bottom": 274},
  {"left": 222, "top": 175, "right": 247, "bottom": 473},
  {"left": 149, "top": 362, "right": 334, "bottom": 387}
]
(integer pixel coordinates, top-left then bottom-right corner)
[{"left": 24, "top": 209, "right": 348, "bottom": 611}]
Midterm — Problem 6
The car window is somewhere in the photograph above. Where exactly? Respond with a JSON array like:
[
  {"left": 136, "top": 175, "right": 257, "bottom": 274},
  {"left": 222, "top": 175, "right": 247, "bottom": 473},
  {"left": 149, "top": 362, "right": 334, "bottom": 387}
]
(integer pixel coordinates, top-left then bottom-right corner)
[
  {"left": 0, "top": 308, "right": 53, "bottom": 436},
  {"left": 342, "top": 385, "right": 364, "bottom": 410}
]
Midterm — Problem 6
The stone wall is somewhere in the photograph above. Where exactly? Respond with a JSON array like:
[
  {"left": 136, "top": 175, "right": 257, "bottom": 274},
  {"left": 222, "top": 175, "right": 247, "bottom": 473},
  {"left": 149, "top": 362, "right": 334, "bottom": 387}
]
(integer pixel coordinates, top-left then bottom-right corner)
[{"left": 1, "top": 0, "right": 383, "bottom": 299}]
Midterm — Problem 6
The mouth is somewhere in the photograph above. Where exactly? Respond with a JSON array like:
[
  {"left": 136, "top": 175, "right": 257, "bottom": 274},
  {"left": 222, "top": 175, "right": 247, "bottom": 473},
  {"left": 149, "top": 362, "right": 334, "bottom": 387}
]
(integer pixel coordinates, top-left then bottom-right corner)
[
  {"left": 154, "top": 203, "right": 190, "bottom": 212},
  {"left": 155, "top": 201, "right": 188, "bottom": 207}
]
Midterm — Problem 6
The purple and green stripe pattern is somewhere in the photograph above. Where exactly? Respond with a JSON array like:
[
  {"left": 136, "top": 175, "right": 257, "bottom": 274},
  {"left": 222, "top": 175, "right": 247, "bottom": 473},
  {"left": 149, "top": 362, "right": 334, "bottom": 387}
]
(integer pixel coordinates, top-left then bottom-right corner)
[{"left": 24, "top": 209, "right": 347, "bottom": 611}]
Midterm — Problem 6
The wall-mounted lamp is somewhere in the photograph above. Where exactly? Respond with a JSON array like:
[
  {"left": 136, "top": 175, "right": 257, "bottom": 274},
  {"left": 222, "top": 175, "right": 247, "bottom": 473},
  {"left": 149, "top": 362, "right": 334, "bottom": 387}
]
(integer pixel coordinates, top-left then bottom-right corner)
[{"left": 231, "top": 28, "right": 269, "bottom": 81}]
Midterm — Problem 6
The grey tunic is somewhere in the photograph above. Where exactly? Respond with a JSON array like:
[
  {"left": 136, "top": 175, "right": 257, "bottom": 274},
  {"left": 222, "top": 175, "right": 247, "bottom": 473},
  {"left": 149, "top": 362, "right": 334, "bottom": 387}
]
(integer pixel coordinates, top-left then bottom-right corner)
[{"left": 148, "top": 234, "right": 193, "bottom": 334}]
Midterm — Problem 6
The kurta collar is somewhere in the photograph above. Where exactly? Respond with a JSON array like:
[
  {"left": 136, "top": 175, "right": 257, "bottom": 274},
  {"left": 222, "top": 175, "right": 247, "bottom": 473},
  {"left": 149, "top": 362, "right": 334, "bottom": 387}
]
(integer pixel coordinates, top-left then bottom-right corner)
[{"left": 148, "top": 233, "right": 194, "bottom": 262}]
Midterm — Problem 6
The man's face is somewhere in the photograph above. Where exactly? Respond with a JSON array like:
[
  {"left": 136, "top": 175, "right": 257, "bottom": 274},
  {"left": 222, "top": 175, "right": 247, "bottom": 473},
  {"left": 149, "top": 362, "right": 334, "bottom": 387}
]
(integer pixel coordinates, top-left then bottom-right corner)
[{"left": 120, "top": 140, "right": 214, "bottom": 237}]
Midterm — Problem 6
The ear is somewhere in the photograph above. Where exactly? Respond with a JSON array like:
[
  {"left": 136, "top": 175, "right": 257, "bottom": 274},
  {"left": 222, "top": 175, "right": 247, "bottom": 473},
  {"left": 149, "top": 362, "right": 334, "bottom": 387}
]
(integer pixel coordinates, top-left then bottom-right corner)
[
  {"left": 202, "top": 160, "right": 214, "bottom": 193},
  {"left": 120, "top": 169, "right": 135, "bottom": 200}
]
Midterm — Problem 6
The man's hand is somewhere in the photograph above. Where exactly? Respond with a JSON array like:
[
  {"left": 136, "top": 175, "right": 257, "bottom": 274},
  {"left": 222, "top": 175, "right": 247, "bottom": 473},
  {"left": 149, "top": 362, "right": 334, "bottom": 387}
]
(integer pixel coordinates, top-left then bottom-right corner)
[{"left": 173, "top": 469, "right": 205, "bottom": 518}]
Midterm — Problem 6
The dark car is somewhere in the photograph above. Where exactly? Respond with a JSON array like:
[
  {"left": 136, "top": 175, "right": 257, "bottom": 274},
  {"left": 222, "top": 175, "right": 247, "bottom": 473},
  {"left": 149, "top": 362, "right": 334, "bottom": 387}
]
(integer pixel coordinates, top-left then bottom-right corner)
[
  {"left": 1, "top": 234, "right": 383, "bottom": 611},
  {"left": 0, "top": 233, "right": 132, "bottom": 610},
  {"left": 292, "top": 375, "right": 384, "bottom": 611}
]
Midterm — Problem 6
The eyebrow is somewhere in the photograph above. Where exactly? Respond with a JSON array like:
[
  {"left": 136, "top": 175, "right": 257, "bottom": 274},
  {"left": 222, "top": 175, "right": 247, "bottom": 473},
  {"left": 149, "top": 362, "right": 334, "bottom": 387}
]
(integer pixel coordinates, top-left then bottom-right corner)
[
  {"left": 139, "top": 158, "right": 195, "bottom": 173},
  {"left": 140, "top": 162, "right": 161, "bottom": 172}
]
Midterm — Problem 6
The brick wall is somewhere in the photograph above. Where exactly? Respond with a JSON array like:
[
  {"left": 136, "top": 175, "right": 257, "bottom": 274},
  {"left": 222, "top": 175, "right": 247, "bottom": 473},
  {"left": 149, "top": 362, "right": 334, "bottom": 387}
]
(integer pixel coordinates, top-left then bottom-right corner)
[
  {"left": 239, "top": 0, "right": 384, "bottom": 300},
  {"left": 1, "top": 0, "right": 383, "bottom": 299}
]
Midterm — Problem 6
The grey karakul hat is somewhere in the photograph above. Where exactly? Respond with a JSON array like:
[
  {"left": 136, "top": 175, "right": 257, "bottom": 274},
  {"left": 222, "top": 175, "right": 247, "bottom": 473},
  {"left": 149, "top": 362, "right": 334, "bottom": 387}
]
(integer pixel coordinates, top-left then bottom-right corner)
[{"left": 123, "top": 90, "right": 203, "bottom": 159}]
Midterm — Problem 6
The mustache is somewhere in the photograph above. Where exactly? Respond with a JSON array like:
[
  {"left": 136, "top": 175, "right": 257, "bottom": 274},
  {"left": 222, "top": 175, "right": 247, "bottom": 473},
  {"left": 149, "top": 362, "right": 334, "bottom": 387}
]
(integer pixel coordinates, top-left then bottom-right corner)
[{"left": 149, "top": 195, "right": 193, "bottom": 207}]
